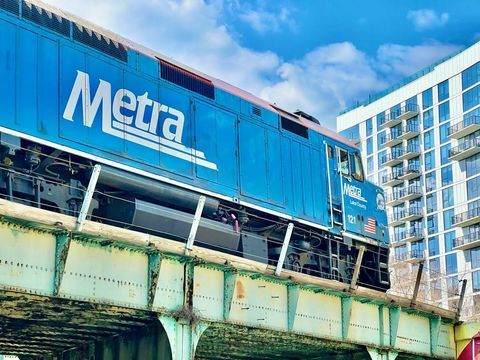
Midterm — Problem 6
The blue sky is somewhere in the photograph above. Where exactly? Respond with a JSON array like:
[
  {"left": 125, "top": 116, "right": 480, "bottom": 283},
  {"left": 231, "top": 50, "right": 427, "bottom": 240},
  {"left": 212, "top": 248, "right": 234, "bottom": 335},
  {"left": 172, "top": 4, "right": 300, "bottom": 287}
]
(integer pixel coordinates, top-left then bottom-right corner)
[{"left": 44, "top": 0, "right": 478, "bottom": 129}]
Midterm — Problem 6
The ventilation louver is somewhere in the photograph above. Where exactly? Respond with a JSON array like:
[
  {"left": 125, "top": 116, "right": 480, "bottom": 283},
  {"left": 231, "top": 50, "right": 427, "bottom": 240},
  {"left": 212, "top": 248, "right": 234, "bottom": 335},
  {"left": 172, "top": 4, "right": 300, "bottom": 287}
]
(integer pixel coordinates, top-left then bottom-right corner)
[
  {"left": 0, "top": 0, "right": 19, "bottom": 15},
  {"left": 73, "top": 23, "right": 127, "bottom": 62},
  {"left": 252, "top": 106, "right": 262, "bottom": 117},
  {"left": 22, "top": 1, "right": 70, "bottom": 37},
  {"left": 159, "top": 59, "right": 214, "bottom": 100}
]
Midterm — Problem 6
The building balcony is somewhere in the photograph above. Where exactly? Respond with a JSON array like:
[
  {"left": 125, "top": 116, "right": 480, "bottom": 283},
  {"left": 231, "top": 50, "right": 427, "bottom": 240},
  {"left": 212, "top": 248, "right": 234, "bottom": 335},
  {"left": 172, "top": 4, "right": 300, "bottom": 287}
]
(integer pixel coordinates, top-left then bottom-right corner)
[
  {"left": 399, "top": 123, "right": 420, "bottom": 140},
  {"left": 448, "top": 115, "right": 480, "bottom": 140},
  {"left": 449, "top": 138, "right": 480, "bottom": 161},
  {"left": 454, "top": 230, "right": 480, "bottom": 251},
  {"left": 381, "top": 171, "right": 404, "bottom": 187},
  {"left": 394, "top": 250, "right": 424, "bottom": 264},
  {"left": 388, "top": 212, "right": 406, "bottom": 226},
  {"left": 382, "top": 150, "right": 405, "bottom": 167},
  {"left": 398, "top": 144, "right": 421, "bottom": 160},
  {"left": 386, "top": 191, "right": 405, "bottom": 207},
  {"left": 399, "top": 185, "right": 422, "bottom": 202},
  {"left": 383, "top": 104, "right": 419, "bottom": 128},
  {"left": 398, "top": 164, "right": 421, "bottom": 181},
  {"left": 404, "top": 226, "right": 424, "bottom": 242},
  {"left": 401, "top": 207, "right": 423, "bottom": 222},
  {"left": 381, "top": 130, "right": 403, "bottom": 147},
  {"left": 452, "top": 207, "right": 480, "bottom": 228}
]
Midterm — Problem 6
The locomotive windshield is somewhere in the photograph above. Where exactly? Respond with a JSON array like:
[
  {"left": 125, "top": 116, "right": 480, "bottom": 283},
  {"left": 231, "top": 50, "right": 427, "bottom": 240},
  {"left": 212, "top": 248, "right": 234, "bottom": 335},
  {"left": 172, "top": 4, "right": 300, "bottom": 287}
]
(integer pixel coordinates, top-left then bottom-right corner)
[{"left": 337, "top": 148, "right": 364, "bottom": 182}]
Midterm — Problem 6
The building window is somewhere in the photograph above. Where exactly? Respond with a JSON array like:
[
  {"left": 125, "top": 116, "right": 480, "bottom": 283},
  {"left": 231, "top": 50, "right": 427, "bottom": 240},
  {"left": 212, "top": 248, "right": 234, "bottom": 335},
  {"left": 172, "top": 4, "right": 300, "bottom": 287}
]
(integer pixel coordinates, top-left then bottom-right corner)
[
  {"left": 423, "top": 109, "right": 434, "bottom": 129},
  {"left": 376, "top": 112, "right": 385, "bottom": 128},
  {"left": 442, "top": 186, "right": 454, "bottom": 208},
  {"left": 473, "top": 271, "right": 480, "bottom": 292},
  {"left": 366, "top": 118, "right": 373, "bottom": 137},
  {"left": 443, "top": 209, "right": 454, "bottom": 230},
  {"left": 439, "top": 101, "right": 450, "bottom": 123},
  {"left": 424, "top": 129, "right": 434, "bottom": 150},
  {"left": 378, "top": 150, "right": 386, "bottom": 168},
  {"left": 367, "top": 156, "right": 374, "bottom": 174},
  {"left": 366, "top": 137, "right": 373, "bottom": 155},
  {"left": 466, "top": 153, "right": 480, "bottom": 177},
  {"left": 377, "top": 130, "right": 385, "bottom": 151},
  {"left": 467, "top": 176, "right": 480, "bottom": 200},
  {"left": 427, "top": 214, "right": 438, "bottom": 234},
  {"left": 426, "top": 193, "right": 437, "bottom": 213},
  {"left": 444, "top": 231, "right": 455, "bottom": 252},
  {"left": 407, "top": 95, "right": 417, "bottom": 105},
  {"left": 429, "top": 236, "right": 439, "bottom": 256},
  {"left": 426, "top": 171, "right": 436, "bottom": 192},
  {"left": 463, "top": 84, "right": 480, "bottom": 112},
  {"left": 422, "top": 88, "right": 433, "bottom": 109},
  {"left": 472, "top": 248, "right": 480, "bottom": 269},
  {"left": 446, "top": 254, "right": 457, "bottom": 275},
  {"left": 438, "top": 79, "right": 449, "bottom": 102},
  {"left": 425, "top": 151, "right": 435, "bottom": 171},
  {"left": 429, "top": 257, "right": 440, "bottom": 273},
  {"left": 462, "top": 62, "right": 480, "bottom": 90},
  {"left": 440, "top": 144, "right": 451, "bottom": 165},
  {"left": 439, "top": 122, "right": 450, "bottom": 144},
  {"left": 441, "top": 165, "right": 453, "bottom": 186}
]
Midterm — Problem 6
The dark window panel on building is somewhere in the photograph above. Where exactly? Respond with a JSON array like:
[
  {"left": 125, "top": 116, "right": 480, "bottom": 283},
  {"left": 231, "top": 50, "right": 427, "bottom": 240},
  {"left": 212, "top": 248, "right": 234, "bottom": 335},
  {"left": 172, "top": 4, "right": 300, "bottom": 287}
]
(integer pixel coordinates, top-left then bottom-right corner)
[
  {"left": 377, "top": 130, "right": 386, "bottom": 151},
  {"left": 446, "top": 253, "right": 458, "bottom": 275},
  {"left": 429, "top": 256, "right": 440, "bottom": 272},
  {"left": 423, "top": 109, "right": 434, "bottom": 129},
  {"left": 406, "top": 95, "right": 418, "bottom": 105},
  {"left": 426, "top": 171, "right": 437, "bottom": 192},
  {"left": 442, "top": 187, "right": 454, "bottom": 208},
  {"left": 440, "top": 122, "right": 450, "bottom": 144},
  {"left": 463, "top": 84, "right": 480, "bottom": 112},
  {"left": 441, "top": 165, "right": 453, "bottom": 186},
  {"left": 428, "top": 214, "right": 438, "bottom": 234},
  {"left": 366, "top": 137, "right": 373, "bottom": 155},
  {"left": 367, "top": 156, "right": 374, "bottom": 174},
  {"left": 339, "top": 124, "right": 360, "bottom": 143},
  {"left": 440, "top": 144, "right": 451, "bottom": 166},
  {"left": 425, "top": 150, "right": 436, "bottom": 171},
  {"left": 427, "top": 193, "right": 437, "bottom": 213},
  {"left": 472, "top": 248, "right": 480, "bottom": 269},
  {"left": 466, "top": 153, "right": 480, "bottom": 177},
  {"left": 472, "top": 271, "right": 480, "bottom": 292},
  {"left": 462, "top": 62, "right": 480, "bottom": 90},
  {"left": 438, "top": 79, "right": 449, "bottom": 102},
  {"left": 424, "top": 129, "right": 434, "bottom": 150},
  {"left": 377, "top": 112, "right": 385, "bottom": 128},
  {"left": 443, "top": 208, "right": 455, "bottom": 230},
  {"left": 444, "top": 231, "right": 455, "bottom": 252},
  {"left": 439, "top": 101, "right": 450, "bottom": 123},
  {"left": 467, "top": 176, "right": 480, "bottom": 200},
  {"left": 422, "top": 88, "right": 433, "bottom": 109},
  {"left": 366, "top": 118, "right": 373, "bottom": 137}
]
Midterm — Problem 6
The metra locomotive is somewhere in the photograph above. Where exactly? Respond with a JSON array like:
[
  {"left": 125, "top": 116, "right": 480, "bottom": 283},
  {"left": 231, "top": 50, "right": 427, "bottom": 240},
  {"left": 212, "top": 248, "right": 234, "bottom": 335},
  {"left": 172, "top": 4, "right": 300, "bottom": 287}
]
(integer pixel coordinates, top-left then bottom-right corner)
[{"left": 0, "top": 0, "right": 389, "bottom": 290}]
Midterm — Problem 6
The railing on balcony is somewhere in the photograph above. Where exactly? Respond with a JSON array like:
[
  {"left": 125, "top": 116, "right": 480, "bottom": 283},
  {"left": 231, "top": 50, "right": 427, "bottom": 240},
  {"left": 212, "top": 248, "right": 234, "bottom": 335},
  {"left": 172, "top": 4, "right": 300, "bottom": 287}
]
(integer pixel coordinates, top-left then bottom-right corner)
[
  {"left": 449, "top": 137, "right": 480, "bottom": 161},
  {"left": 399, "top": 164, "right": 421, "bottom": 180},
  {"left": 452, "top": 207, "right": 480, "bottom": 227},
  {"left": 454, "top": 230, "right": 480, "bottom": 250},
  {"left": 406, "top": 226, "right": 424, "bottom": 241},
  {"left": 386, "top": 190, "right": 404, "bottom": 206},
  {"left": 381, "top": 129, "right": 403, "bottom": 147},
  {"left": 400, "top": 185, "right": 422, "bottom": 201},
  {"left": 382, "top": 149, "right": 405, "bottom": 167},
  {"left": 383, "top": 104, "right": 420, "bottom": 128},
  {"left": 401, "top": 207, "right": 423, "bottom": 221},
  {"left": 399, "top": 144, "right": 421, "bottom": 160},
  {"left": 381, "top": 171, "right": 404, "bottom": 186},
  {"left": 448, "top": 115, "right": 480, "bottom": 139},
  {"left": 399, "top": 123, "right": 420, "bottom": 140},
  {"left": 394, "top": 249, "right": 424, "bottom": 263}
]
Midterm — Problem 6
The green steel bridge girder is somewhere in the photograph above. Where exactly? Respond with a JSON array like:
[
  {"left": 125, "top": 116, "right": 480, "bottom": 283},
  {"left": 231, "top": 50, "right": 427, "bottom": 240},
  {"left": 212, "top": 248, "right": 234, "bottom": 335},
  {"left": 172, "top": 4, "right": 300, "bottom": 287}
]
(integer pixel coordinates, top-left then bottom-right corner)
[{"left": 0, "top": 219, "right": 456, "bottom": 360}]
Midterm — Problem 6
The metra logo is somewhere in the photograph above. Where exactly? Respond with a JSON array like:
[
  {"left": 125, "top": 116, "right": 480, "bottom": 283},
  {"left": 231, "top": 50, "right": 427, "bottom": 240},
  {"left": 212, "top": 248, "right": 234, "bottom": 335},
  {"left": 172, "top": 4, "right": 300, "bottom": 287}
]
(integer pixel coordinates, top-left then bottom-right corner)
[
  {"left": 63, "top": 70, "right": 217, "bottom": 170},
  {"left": 343, "top": 183, "right": 367, "bottom": 203}
]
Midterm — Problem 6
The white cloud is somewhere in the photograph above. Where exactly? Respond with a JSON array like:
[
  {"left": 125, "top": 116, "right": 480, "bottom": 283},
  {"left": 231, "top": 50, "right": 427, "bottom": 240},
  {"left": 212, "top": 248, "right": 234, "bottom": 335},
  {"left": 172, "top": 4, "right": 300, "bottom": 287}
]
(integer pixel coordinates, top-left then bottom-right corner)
[
  {"left": 238, "top": 7, "right": 295, "bottom": 34},
  {"left": 407, "top": 9, "right": 449, "bottom": 31},
  {"left": 42, "top": 0, "right": 461, "bottom": 129}
]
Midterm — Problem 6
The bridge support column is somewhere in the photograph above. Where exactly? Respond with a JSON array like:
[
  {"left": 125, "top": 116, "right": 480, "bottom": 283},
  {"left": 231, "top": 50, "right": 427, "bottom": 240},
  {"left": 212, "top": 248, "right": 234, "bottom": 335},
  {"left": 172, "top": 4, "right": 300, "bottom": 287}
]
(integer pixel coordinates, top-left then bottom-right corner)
[
  {"left": 159, "top": 316, "right": 208, "bottom": 360},
  {"left": 366, "top": 347, "right": 398, "bottom": 360}
]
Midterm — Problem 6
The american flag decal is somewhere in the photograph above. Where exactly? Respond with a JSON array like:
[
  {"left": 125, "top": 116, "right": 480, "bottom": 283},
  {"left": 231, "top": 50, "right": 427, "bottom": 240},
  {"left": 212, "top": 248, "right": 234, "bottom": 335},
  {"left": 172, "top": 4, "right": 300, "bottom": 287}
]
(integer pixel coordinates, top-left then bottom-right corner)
[{"left": 364, "top": 217, "right": 376, "bottom": 234}]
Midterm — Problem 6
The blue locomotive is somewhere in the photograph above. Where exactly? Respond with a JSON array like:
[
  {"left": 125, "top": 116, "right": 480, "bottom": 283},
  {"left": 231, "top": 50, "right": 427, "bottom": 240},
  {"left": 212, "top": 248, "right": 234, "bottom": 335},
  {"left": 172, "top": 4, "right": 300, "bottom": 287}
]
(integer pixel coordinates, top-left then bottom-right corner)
[{"left": 0, "top": 0, "right": 389, "bottom": 290}]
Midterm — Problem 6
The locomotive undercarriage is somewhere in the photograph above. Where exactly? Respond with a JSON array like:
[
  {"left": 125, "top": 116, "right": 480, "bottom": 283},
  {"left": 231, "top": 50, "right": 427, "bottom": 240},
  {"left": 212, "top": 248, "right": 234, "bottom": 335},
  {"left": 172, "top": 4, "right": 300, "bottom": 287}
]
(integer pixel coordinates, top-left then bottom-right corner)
[{"left": 0, "top": 134, "right": 389, "bottom": 291}]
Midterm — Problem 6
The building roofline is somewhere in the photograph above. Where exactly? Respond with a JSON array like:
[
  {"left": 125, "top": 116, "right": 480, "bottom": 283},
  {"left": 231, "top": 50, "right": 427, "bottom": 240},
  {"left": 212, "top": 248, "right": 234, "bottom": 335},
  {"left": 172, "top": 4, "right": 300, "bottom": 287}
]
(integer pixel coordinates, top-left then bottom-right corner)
[{"left": 339, "top": 39, "right": 479, "bottom": 115}]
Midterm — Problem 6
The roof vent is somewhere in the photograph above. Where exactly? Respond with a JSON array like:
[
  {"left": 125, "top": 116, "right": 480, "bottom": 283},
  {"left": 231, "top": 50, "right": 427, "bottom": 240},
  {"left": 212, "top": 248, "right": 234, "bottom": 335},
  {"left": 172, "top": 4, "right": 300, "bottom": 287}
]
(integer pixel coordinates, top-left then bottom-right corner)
[
  {"left": 281, "top": 116, "right": 308, "bottom": 139},
  {"left": 294, "top": 110, "right": 320, "bottom": 125},
  {"left": 159, "top": 59, "right": 214, "bottom": 100},
  {"left": 0, "top": 0, "right": 19, "bottom": 15},
  {"left": 73, "top": 23, "right": 128, "bottom": 62},
  {"left": 22, "top": 1, "right": 70, "bottom": 37}
]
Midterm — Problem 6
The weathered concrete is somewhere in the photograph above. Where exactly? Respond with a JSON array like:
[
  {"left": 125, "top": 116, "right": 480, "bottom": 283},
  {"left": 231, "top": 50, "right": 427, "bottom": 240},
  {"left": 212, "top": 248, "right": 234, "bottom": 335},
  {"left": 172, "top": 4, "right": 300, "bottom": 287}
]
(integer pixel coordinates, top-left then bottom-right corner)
[{"left": 0, "top": 200, "right": 458, "bottom": 359}]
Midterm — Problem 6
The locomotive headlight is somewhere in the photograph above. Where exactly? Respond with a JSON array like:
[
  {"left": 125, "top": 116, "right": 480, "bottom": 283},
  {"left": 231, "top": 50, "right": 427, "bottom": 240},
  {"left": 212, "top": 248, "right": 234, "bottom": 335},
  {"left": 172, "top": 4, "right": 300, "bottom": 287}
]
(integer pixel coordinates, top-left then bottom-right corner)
[{"left": 376, "top": 192, "right": 385, "bottom": 211}]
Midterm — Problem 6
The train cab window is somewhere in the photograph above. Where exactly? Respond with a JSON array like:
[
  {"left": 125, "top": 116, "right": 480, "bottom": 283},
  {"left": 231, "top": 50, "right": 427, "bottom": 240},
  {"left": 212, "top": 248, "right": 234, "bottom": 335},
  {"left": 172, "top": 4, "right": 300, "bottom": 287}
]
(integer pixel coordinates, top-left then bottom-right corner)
[
  {"left": 338, "top": 148, "right": 349, "bottom": 176},
  {"left": 351, "top": 153, "right": 365, "bottom": 182}
]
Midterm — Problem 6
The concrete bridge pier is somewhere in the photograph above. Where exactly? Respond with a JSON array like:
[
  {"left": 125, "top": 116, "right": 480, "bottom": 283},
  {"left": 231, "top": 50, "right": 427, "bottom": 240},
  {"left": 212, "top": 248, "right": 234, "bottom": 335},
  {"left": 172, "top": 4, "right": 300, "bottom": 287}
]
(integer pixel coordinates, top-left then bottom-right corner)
[{"left": 367, "top": 348, "right": 398, "bottom": 360}]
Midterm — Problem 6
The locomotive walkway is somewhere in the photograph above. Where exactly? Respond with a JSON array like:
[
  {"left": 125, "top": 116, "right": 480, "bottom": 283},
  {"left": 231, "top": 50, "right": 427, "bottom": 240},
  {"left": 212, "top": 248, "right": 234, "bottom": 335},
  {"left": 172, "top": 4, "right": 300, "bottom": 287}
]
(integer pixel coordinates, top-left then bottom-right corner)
[{"left": 0, "top": 199, "right": 458, "bottom": 359}]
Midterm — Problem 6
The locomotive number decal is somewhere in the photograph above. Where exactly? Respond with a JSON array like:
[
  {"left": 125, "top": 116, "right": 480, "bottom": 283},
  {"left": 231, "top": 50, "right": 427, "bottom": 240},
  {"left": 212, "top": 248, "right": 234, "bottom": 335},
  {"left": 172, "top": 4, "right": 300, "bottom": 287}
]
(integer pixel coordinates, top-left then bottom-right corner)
[{"left": 63, "top": 70, "right": 218, "bottom": 170}]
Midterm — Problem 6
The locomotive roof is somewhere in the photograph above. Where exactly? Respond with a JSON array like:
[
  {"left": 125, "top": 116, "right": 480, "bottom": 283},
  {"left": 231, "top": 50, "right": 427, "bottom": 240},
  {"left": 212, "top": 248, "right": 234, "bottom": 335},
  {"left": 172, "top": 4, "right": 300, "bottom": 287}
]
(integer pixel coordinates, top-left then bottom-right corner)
[{"left": 27, "top": 0, "right": 357, "bottom": 149}]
